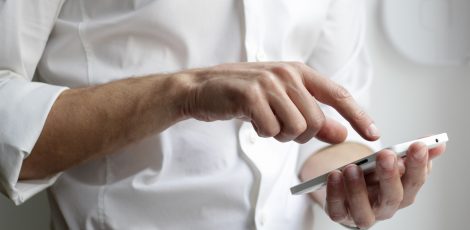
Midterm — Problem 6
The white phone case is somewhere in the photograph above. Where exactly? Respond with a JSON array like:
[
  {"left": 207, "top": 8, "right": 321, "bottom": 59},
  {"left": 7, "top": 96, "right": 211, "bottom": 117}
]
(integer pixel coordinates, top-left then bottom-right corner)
[{"left": 290, "top": 133, "right": 449, "bottom": 195}]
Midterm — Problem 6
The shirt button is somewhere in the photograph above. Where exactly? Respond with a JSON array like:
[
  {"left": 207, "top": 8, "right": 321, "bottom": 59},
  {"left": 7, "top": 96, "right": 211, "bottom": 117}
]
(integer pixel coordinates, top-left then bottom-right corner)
[
  {"left": 259, "top": 212, "right": 267, "bottom": 226},
  {"left": 256, "top": 50, "right": 267, "bottom": 62}
]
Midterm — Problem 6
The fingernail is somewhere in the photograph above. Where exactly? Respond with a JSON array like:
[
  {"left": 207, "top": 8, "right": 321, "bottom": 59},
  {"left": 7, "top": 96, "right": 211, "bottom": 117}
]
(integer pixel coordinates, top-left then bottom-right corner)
[
  {"left": 380, "top": 154, "right": 396, "bottom": 171},
  {"left": 414, "top": 145, "right": 427, "bottom": 160},
  {"left": 345, "top": 165, "right": 360, "bottom": 180},
  {"left": 367, "top": 123, "right": 380, "bottom": 138}
]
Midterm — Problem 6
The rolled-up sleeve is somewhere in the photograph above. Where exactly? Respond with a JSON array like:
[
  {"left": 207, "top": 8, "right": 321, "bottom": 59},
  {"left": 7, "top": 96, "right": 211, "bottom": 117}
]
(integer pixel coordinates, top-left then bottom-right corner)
[
  {"left": 297, "top": 0, "right": 381, "bottom": 171},
  {"left": 0, "top": 0, "right": 67, "bottom": 205}
]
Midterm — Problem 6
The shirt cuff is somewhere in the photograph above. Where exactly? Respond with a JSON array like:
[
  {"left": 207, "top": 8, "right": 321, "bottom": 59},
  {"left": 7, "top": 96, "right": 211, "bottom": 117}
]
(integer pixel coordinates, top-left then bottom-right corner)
[
  {"left": 8, "top": 173, "right": 62, "bottom": 205},
  {"left": 0, "top": 75, "right": 68, "bottom": 205}
]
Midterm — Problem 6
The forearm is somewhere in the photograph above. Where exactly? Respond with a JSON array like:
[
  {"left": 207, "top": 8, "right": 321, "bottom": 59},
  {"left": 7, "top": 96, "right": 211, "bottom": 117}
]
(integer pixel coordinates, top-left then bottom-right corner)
[
  {"left": 299, "top": 142, "right": 373, "bottom": 205},
  {"left": 19, "top": 61, "right": 380, "bottom": 181},
  {"left": 20, "top": 73, "right": 188, "bottom": 180}
]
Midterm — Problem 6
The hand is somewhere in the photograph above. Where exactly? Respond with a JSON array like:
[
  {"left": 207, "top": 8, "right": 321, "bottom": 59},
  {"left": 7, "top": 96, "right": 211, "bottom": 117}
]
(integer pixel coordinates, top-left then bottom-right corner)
[
  {"left": 324, "top": 142, "right": 446, "bottom": 229},
  {"left": 177, "top": 62, "right": 380, "bottom": 144}
]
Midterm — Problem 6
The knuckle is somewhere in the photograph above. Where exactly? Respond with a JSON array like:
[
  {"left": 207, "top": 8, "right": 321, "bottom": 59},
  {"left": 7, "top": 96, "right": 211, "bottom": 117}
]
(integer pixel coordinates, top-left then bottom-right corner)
[
  {"left": 405, "top": 178, "right": 425, "bottom": 191},
  {"left": 400, "top": 197, "right": 416, "bottom": 208},
  {"left": 355, "top": 216, "right": 376, "bottom": 229},
  {"left": 408, "top": 160, "right": 427, "bottom": 170},
  {"left": 379, "top": 168, "right": 398, "bottom": 181},
  {"left": 295, "top": 120, "right": 308, "bottom": 133},
  {"left": 274, "top": 134, "right": 291, "bottom": 143},
  {"left": 407, "top": 178, "right": 426, "bottom": 190},
  {"left": 257, "top": 70, "right": 277, "bottom": 87},
  {"left": 294, "top": 132, "right": 313, "bottom": 144},
  {"left": 242, "top": 85, "right": 263, "bottom": 104},
  {"left": 271, "top": 64, "right": 298, "bottom": 82},
  {"left": 289, "top": 61, "right": 307, "bottom": 69},
  {"left": 352, "top": 108, "right": 368, "bottom": 122},
  {"left": 332, "top": 85, "right": 352, "bottom": 101},
  {"left": 307, "top": 114, "right": 326, "bottom": 132},
  {"left": 326, "top": 200, "right": 348, "bottom": 222},
  {"left": 276, "top": 62, "right": 294, "bottom": 72},
  {"left": 245, "top": 81, "right": 261, "bottom": 92},
  {"left": 349, "top": 185, "right": 364, "bottom": 196},
  {"left": 286, "top": 120, "right": 307, "bottom": 136},
  {"left": 348, "top": 186, "right": 367, "bottom": 199},
  {"left": 344, "top": 173, "right": 364, "bottom": 190},
  {"left": 328, "top": 211, "right": 347, "bottom": 222},
  {"left": 377, "top": 212, "right": 396, "bottom": 221},
  {"left": 384, "top": 197, "right": 403, "bottom": 208},
  {"left": 260, "top": 125, "right": 280, "bottom": 137}
]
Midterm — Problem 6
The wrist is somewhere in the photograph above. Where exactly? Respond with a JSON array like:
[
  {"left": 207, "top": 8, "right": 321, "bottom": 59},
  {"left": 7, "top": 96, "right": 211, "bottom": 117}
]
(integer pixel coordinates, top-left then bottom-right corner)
[{"left": 160, "top": 71, "right": 199, "bottom": 122}]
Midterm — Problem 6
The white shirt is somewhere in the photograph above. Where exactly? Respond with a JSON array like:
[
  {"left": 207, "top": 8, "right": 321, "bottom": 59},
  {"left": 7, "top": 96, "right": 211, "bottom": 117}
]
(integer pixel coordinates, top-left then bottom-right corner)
[{"left": 0, "top": 0, "right": 380, "bottom": 229}]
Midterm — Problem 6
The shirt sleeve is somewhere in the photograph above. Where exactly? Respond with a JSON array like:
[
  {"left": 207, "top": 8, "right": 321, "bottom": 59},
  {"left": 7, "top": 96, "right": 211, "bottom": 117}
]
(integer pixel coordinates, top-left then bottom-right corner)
[
  {"left": 297, "top": 0, "right": 381, "bottom": 172},
  {"left": 0, "top": 0, "right": 67, "bottom": 205}
]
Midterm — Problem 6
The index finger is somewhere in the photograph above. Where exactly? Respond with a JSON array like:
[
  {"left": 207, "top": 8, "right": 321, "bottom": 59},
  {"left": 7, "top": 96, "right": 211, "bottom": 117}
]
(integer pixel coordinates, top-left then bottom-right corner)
[{"left": 294, "top": 63, "right": 380, "bottom": 141}]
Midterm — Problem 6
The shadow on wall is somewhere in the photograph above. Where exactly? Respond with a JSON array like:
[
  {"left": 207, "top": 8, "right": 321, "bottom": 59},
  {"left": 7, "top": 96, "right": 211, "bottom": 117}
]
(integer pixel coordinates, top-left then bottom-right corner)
[
  {"left": 381, "top": 0, "right": 470, "bottom": 66},
  {"left": 315, "top": 0, "right": 470, "bottom": 229}
]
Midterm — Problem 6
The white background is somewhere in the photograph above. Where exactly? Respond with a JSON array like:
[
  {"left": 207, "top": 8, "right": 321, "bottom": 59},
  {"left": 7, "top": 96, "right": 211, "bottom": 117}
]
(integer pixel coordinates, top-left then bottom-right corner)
[
  {"left": 314, "top": 0, "right": 470, "bottom": 229},
  {"left": 1, "top": 0, "right": 469, "bottom": 229}
]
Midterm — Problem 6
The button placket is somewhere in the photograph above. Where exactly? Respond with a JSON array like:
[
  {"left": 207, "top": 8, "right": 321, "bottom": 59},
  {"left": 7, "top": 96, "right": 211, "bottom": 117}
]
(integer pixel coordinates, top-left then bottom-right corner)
[
  {"left": 258, "top": 212, "right": 267, "bottom": 227},
  {"left": 242, "top": 0, "right": 264, "bottom": 62}
]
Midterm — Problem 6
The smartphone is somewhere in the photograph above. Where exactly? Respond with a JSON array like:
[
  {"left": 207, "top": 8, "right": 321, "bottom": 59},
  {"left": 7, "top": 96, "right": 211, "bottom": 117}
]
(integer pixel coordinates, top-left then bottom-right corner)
[{"left": 290, "top": 133, "right": 449, "bottom": 195}]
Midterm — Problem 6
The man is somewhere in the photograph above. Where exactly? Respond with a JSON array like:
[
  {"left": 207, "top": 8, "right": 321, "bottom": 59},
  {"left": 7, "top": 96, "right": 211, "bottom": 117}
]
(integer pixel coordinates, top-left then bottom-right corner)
[{"left": 0, "top": 0, "right": 445, "bottom": 229}]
